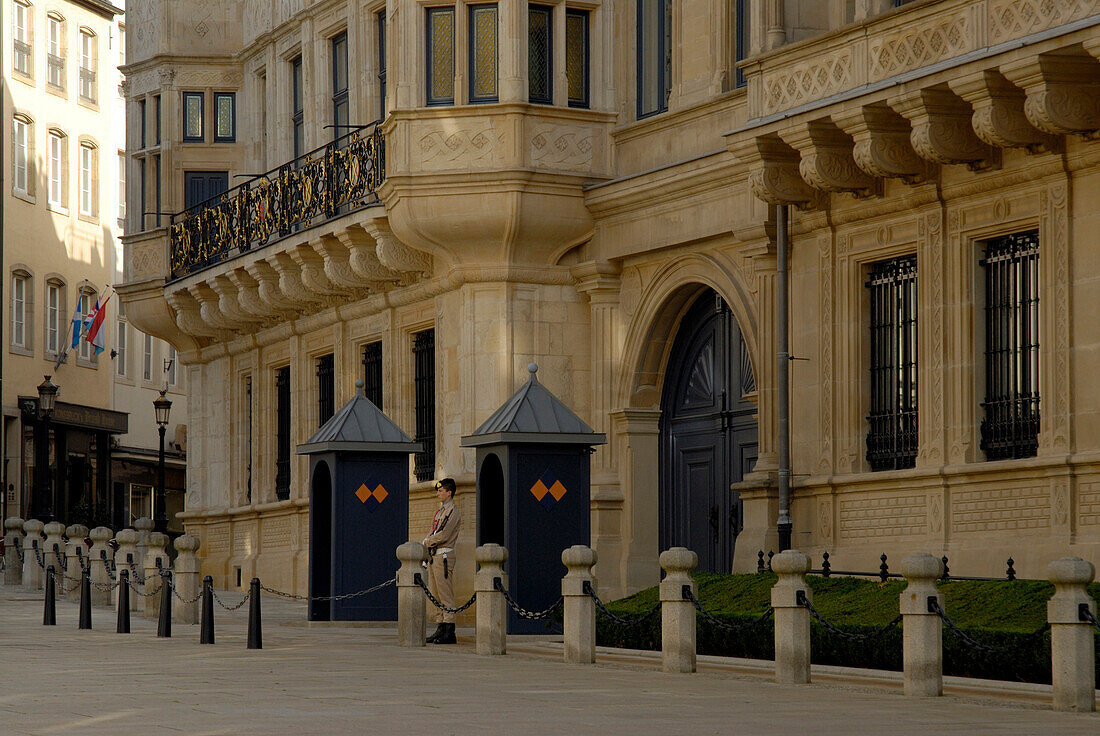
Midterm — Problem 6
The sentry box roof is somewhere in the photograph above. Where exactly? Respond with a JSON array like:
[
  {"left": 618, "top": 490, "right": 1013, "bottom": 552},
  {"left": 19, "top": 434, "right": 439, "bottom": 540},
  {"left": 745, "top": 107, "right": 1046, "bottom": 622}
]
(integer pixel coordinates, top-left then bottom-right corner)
[{"left": 297, "top": 381, "right": 422, "bottom": 455}]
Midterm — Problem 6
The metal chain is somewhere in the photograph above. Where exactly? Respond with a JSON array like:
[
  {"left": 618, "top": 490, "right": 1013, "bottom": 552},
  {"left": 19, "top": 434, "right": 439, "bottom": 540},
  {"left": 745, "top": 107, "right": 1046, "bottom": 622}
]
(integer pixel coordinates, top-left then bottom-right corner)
[
  {"left": 54, "top": 546, "right": 67, "bottom": 572},
  {"left": 1080, "top": 605, "right": 1100, "bottom": 634},
  {"left": 89, "top": 578, "right": 121, "bottom": 593},
  {"left": 14, "top": 542, "right": 25, "bottom": 563},
  {"left": 126, "top": 576, "right": 161, "bottom": 598},
  {"left": 260, "top": 576, "right": 396, "bottom": 602},
  {"left": 415, "top": 575, "right": 477, "bottom": 614},
  {"left": 128, "top": 560, "right": 147, "bottom": 585},
  {"left": 682, "top": 587, "right": 776, "bottom": 633},
  {"left": 584, "top": 581, "right": 661, "bottom": 627},
  {"left": 492, "top": 578, "right": 562, "bottom": 621},
  {"left": 798, "top": 590, "right": 902, "bottom": 642},
  {"left": 32, "top": 542, "right": 45, "bottom": 569},
  {"left": 928, "top": 598, "right": 1048, "bottom": 653},
  {"left": 75, "top": 548, "right": 90, "bottom": 576},
  {"left": 101, "top": 551, "right": 117, "bottom": 582},
  {"left": 211, "top": 588, "right": 252, "bottom": 611},
  {"left": 167, "top": 578, "right": 204, "bottom": 605}
]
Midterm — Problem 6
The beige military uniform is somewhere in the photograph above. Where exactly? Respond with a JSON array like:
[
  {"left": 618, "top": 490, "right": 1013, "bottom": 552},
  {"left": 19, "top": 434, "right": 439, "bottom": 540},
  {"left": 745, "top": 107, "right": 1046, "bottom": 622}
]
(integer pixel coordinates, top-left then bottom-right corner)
[{"left": 424, "top": 499, "right": 462, "bottom": 623}]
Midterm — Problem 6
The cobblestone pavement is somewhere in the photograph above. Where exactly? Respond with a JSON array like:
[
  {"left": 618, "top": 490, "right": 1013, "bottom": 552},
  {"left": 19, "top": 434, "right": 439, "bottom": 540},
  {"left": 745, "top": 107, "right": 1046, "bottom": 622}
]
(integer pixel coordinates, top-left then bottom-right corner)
[{"left": 1, "top": 583, "right": 1098, "bottom": 735}]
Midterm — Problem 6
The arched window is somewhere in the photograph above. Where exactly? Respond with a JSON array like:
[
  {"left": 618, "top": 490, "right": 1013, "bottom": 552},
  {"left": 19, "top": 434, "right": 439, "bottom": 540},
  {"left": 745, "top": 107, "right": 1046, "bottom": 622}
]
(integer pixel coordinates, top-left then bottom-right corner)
[
  {"left": 79, "top": 140, "right": 99, "bottom": 218},
  {"left": 10, "top": 267, "right": 34, "bottom": 353},
  {"left": 77, "top": 285, "right": 97, "bottom": 362},
  {"left": 12, "top": 114, "right": 35, "bottom": 195},
  {"left": 79, "top": 29, "right": 97, "bottom": 102},
  {"left": 46, "top": 13, "right": 65, "bottom": 90},
  {"left": 12, "top": 1, "right": 33, "bottom": 77},
  {"left": 47, "top": 129, "right": 67, "bottom": 207},
  {"left": 44, "top": 276, "right": 66, "bottom": 358}
]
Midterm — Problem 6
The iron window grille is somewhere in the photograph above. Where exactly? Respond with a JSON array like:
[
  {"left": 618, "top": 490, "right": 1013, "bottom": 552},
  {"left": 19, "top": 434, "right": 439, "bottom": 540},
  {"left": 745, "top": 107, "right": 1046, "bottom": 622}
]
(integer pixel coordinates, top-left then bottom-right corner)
[
  {"left": 980, "top": 230, "right": 1040, "bottom": 461},
  {"left": 413, "top": 329, "right": 436, "bottom": 482},
  {"left": 317, "top": 354, "right": 335, "bottom": 427},
  {"left": 362, "top": 341, "right": 383, "bottom": 410},
  {"left": 866, "top": 255, "right": 918, "bottom": 471},
  {"left": 528, "top": 5, "right": 553, "bottom": 105},
  {"left": 80, "top": 69, "right": 96, "bottom": 102},
  {"left": 565, "top": 8, "right": 590, "bottom": 108},
  {"left": 275, "top": 366, "right": 291, "bottom": 500},
  {"left": 47, "top": 54, "right": 65, "bottom": 90}
]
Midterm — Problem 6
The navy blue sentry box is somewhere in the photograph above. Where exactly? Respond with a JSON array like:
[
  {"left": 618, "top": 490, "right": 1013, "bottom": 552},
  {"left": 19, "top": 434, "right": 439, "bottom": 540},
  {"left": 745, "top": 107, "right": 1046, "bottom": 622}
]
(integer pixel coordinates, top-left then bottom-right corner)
[
  {"left": 298, "top": 382, "right": 421, "bottom": 622},
  {"left": 462, "top": 364, "right": 606, "bottom": 634}
]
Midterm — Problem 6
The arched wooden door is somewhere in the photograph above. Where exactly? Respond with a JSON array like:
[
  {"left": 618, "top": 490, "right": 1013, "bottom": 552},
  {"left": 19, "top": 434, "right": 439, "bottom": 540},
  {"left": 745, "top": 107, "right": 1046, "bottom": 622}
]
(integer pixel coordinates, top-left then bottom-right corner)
[{"left": 659, "top": 289, "right": 758, "bottom": 573}]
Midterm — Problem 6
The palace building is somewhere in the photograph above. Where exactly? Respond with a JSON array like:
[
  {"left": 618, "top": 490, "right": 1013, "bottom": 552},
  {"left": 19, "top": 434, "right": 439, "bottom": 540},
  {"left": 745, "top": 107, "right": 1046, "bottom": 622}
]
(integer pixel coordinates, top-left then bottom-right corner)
[{"left": 119, "top": 0, "right": 1100, "bottom": 602}]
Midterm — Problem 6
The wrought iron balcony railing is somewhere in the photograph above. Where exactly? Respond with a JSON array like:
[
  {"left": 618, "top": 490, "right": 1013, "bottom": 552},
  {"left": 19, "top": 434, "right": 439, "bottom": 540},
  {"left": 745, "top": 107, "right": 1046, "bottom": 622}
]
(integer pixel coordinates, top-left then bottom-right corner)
[{"left": 168, "top": 123, "right": 385, "bottom": 281}]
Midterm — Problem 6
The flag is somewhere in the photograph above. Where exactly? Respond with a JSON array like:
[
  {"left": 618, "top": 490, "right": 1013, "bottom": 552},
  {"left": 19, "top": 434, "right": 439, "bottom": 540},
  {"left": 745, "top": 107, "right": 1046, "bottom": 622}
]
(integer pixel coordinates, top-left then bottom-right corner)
[
  {"left": 84, "top": 293, "right": 111, "bottom": 356},
  {"left": 70, "top": 295, "right": 84, "bottom": 349}
]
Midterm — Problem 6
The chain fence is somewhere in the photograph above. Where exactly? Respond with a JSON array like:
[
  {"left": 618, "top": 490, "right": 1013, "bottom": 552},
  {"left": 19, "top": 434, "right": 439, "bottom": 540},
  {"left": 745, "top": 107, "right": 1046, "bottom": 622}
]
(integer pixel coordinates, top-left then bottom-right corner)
[
  {"left": 1079, "top": 605, "right": 1100, "bottom": 634},
  {"left": 682, "top": 586, "right": 776, "bottom": 634},
  {"left": 583, "top": 580, "right": 661, "bottom": 627},
  {"left": 794, "top": 590, "right": 901, "bottom": 642},
  {"left": 212, "top": 588, "right": 252, "bottom": 611},
  {"left": 413, "top": 574, "right": 477, "bottom": 614},
  {"left": 927, "top": 597, "right": 1049, "bottom": 653},
  {"left": 259, "top": 577, "right": 396, "bottom": 602},
  {"left": 492, "top": 578, "right": 562, "bottom": 621}
]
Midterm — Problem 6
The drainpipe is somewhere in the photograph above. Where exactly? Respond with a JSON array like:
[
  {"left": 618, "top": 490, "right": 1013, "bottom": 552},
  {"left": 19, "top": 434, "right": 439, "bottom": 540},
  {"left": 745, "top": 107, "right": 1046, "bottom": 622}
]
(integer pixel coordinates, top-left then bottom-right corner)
[{"left": 776, "top": 204, "right": 792, "bottom": 552}]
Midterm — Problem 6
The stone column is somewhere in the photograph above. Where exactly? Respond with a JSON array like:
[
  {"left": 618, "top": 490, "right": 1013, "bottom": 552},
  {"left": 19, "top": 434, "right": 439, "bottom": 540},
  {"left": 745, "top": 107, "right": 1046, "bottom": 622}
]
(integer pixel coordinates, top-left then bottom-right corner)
[
  {"left": 22, "top": 519, "right": 44, "bottom": 590},
  {"left": 42, "top": 522, "right": 65, "bottom": 582},
  {"left": 88, "top": 527, "right": 114, "bottom": 606},
  {"left": 900, "top": 553, "right": 945, "bottom": 697},
  {"left": 660, "top": 547, "right": 698, "bottom": 674},
  {"left": 562, "top": 545, "right": 597, "bottom": 664},
  {"left": 397, "top": 542, "right": 429, "bottom": 647},
  {"left": 475, "top": 544, "right": 508, "bottom": 656},
  {"left": 64, "top": 524, "right": 89, "bottom": 602},
  {"left": 143, "top": 532, "right": 170, "bottom": 620},
  {"left": 113, "top": 528, "right": 140, "bottom": 610},
  {"left": 4, "top": 517, "right": 25, "bottom": 585},
  {"left": 173, "top": 535, "right": 202, "bottom": 625},
  {"left": 771, "top": 549, "right": 812, "bottom": 684},
  {"left": 1047, "top": 557, "right": 1096, "bottom": 712}
]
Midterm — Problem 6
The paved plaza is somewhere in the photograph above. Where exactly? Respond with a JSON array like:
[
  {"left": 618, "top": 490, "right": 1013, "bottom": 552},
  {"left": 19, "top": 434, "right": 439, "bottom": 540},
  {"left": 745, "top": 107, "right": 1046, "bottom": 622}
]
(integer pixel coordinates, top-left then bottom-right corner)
[{"left": 1, "top": 584, "right": 1098, "bottom": 735}]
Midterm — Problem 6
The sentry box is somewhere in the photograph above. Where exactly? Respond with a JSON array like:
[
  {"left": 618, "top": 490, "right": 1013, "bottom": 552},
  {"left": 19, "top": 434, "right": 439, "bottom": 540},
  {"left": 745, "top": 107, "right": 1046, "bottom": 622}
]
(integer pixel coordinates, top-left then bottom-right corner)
[
  {"left": 462, "top": 364, "right": 606, "bottom": 634},
  {"left": 297, "top": 381, "right": 421, "bottom": 621}
]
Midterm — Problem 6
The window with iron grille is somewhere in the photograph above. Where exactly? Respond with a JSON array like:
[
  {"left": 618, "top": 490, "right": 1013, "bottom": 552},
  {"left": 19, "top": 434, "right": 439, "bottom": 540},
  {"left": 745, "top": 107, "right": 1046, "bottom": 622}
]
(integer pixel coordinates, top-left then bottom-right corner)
[
  {"left": 362, "top": 341, "right": 383, "bottom": 410},
  {"left": 317, "top": 354, "right": 335, "bottom": 427},
  {"left": 413, "top": 329, "right": 436, "bottom": 482},
  {"left": 981, "top": 230, "right": 1040, "bottom": 461},
  {"left": 275, "top": 366, "right": 291, "bottom": 500},
  {"left": 866, "top": 255, "right": 918, "bottom": 471}
]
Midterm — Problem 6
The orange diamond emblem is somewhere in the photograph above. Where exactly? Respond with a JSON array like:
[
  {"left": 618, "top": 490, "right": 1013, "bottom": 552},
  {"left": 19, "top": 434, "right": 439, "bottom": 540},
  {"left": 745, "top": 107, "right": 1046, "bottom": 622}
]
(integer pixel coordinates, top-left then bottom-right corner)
[
  {"left": 372, "top": 484, "right": 388, "bottom": 503},
  {"left": 355, "top": 484, "right": 372, "bottom": 503}
]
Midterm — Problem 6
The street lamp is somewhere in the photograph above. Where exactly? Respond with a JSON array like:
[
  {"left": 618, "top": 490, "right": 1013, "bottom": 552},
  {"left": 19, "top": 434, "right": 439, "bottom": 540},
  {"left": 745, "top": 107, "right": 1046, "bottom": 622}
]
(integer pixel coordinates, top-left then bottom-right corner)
[
  {"left": 153, "top": 389, "right": 172, "bottom": 534},
  {"left": 36, "top": 376, "right": 59, "bottom": 522}
]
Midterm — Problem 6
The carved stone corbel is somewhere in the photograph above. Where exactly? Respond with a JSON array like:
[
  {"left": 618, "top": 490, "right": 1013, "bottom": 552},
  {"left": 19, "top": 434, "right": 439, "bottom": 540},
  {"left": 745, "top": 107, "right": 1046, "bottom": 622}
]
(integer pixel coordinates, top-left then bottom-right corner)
[
  {"left": 314, "top": 235, "right": 373, "bottom": 297},
  {"left": 210, "top": 274, "right": 265, "bottom": 331},
  {"left": 363, "top": 220, "right": 432, "bottom": 275},
  {"left": 165, "top": 289, "right": 219, "bottom": 338},
  {"left": 949, "top": 70, "right": 1060, "bottom": 153},
  {"left": 227, "top": 270, "right": 283, "bottom": 322},
  {"left": 834, "top": 104, "right": 932, "bottom": 184},
  {"left": 891, "top": 87, "right": 996, "bottom": 170},
  {"left": 1003, "top": 52, "right": 1100, "bottom": 139},
  {"left": 245, "top": 261, "right": 302, "bottom": 315},
  {"left": 780, "top": 120, "right": 877, "bottom": 197},
  {"left": 189, "top": 283, "right": 236, "bottom": 332},
  {"left": 337, "top": 227, "right": 402, "bottom": 286},
  {"left": 270, "top": 254, "right": 328, "bottom": 309},
  {"left": 730, "top": 135, "right": 820, "bottom": 209},
  {"left": 289, "top": 245, "right": 347, "bottom": 298}
]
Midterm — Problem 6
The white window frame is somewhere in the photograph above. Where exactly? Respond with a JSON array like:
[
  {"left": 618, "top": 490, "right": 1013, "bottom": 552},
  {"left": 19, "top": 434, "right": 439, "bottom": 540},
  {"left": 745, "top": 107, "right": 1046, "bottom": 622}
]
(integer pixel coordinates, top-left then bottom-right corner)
[
  {"left": 78, "top": 291, "right": 93, "bottom": 361},
  {"left": 167, "top": 345, "right": 177, "bottom": 385},
  {"left": 80, "top": 144, "right": 94, "bottom": 216},
  {"left": 11, "top": 274, "right": 27, "bottom": 348},
  {"left": 48, "top": 133, "right": 63, "bottom": 206},
  {"left": 79, "top": 30, "right": 96, "bottom": 101},
  {"left": 13, "top": 118, "right": 28, "bottom": 193},
  {"left": 47, "top": 15, "right": 63, "bottom": 89},
  {"left": 117, "top": 151, "right": 126, "bottom": 220},
  {"left": 13, "top": 1, "right": 30, "bottom": 75},
  {"left": 116, "top": 311, "right": 127, "bottom": 376},
  {"left": 46, "top": 283, "right": 60, "bottom": 355},
  {"left": 143, "top": 332, "right": 153, "bottom": 381}
]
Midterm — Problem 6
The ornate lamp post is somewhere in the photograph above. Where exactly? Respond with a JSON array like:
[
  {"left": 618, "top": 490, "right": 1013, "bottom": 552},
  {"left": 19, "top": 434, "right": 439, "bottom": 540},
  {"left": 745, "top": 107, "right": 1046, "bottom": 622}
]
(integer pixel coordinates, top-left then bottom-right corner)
[
  {"left": 36, "top": 376, "right": 59, "bottom": 522},
  {"left": 153, "top": 389, "right": 172, "bottom": 534}
]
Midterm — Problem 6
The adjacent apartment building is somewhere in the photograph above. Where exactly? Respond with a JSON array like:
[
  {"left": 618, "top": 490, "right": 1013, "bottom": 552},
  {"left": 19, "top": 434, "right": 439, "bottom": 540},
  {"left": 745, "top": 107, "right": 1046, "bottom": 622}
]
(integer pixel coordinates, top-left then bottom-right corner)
[
  {"left": 3, "top": 0, "right": 188, "bottom": 533},
  {"left": 119, "top": 0, "right": 1100, "bottom": 602}
]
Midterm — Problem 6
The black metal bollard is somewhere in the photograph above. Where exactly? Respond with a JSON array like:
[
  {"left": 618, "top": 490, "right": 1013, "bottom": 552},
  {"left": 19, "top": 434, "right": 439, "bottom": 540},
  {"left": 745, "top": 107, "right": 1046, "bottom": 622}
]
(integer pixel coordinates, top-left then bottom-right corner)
[
  {"left": 43, "top": 566, "right": 56, "bottom": 626},
  {"left": 200, "top": 575, "right": 215, "bottom": 645},
  {"left": 247, "top": 577, "right": 262, "bottom": 650},
  {"left": 78, "top": 569, "right": 92, "bottom": 630},
  {"left": 757, "top": 550, "right": 765, "bottom": 573},
  {"left": 117, "top": 569, "right": 131, "bottom": 634},
  {"left": 157, "top": 570, "right": 172, "bottom": 638}
]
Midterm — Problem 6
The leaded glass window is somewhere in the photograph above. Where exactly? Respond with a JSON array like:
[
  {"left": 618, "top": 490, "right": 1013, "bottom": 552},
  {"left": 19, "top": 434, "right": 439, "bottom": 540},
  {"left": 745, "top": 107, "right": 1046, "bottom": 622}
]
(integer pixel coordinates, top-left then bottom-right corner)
[
  {"left": 637, "top": 0, "right": 670, "bottom": 118},
  {"left": 565, "top": 9, "right": 589, "bottom": 108},
  {"left": 426, "top": 7, "right": 455, "bottom": 106},
  {"left": 214, "top": 92, "right": 235, "bottom": 142},
  {"left": 865, "top": 255, "right": 918, "bottom": 472},
  {"left": 528, "top": 5, "right": 552, "bottom": 105},
  {"left": 981, "top": 231, "right": 1040, "bottom": 461},
  {"left": 183, "top": 92, "right": 204, "bottom": 142},
  {"left": 469, "top": 4, "right": 498, "bottom": 103}
]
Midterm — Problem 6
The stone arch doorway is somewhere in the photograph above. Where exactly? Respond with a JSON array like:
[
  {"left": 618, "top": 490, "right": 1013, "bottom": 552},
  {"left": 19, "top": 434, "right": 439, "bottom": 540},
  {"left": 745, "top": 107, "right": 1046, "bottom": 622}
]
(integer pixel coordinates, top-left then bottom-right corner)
[{"left": 659, "top": 288, "right": 757, "bottom": 573}]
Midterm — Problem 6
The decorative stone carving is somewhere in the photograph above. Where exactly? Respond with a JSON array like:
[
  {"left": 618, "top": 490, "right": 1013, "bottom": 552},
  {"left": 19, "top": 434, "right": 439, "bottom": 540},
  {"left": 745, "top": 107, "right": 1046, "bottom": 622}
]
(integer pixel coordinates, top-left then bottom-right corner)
[
  {"left": 165, "top": 290, "right": 218, "bottom": 338},
  {"left": 314, "top": 235, "right": 373, "bottom": 296},
  {"left": 363, "top": 220, "right": 431, "bottom": 275},
  {"left": 338, "top": 228, "right": 402, "bottom": 285},
  {"left": 950, "top": 71, "right": 1060, "bottom": 153},
  {"left": 762, "top": 50, "right": 852, "bottom": 117},
  {"left": 781, "top": 121, "right": 876, "bottom": 196},
  {"left": 869, "top": 10, "right": 971, "bottom": 82},
  {"left": 210, "top": 275, "right": 264, "bottom": 331},
  {"left": 1004, "top": 53, "right": 1100, "bottom": 138},
  {"left": 289, "top": 247, "right": 345, "bottom": 297},
  {"left": 834, "top": 105, "right": 931, "bottom": 184},
  {"left": 157, "top": 67, "right": 177, "bottom": 87},
  {"left": 989, "top": 0, "right": 1100, "bottom": 46},
  {"left": 891, "top": 87, "right": 996, "bottom": 170},
  {"left": 190, "top": 284, "right": 236, "bottom": 332},
  {"left": 245, "top": 261, "right": 301, "bottom": 314},
  {"left": 730, "top": 135, "right": 819, "bottom": 208},
  {"left": 271, "top": 254, "right": 327, "bottom": 308}
]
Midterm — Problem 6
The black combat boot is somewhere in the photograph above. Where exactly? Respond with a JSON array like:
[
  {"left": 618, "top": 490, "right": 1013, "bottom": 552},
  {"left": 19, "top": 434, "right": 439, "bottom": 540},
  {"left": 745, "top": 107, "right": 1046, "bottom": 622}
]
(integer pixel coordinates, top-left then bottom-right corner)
[
  {"left": 425, "top": 623, "right": 445, "bottom": 643},
  {"left": 434, "top": 623, "right": 457, "bottom": 644}
]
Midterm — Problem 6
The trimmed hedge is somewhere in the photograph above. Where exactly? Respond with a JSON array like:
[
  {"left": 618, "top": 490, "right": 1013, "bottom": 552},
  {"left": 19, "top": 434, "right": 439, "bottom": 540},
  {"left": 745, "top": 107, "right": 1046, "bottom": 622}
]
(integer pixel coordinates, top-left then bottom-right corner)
[{"left": 594, "top": 572, "right": 1100, "bottom": 685}]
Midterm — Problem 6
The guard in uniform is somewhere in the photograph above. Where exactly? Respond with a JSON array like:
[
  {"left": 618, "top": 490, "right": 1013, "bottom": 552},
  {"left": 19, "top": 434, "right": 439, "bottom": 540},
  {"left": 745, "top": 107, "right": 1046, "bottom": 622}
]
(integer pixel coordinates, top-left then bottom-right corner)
[{"left": 423, "top": 477, "right": 461, "bottom": 644}]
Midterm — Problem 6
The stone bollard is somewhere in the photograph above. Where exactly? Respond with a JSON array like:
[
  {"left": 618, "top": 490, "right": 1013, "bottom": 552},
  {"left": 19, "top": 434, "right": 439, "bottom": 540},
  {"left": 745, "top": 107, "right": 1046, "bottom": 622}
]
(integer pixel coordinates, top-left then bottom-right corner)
[
  {"left": 42, "top": 522, "right": 65, "bottom": 586},
  {"left": 173, "top": 535, "right": 202, "bottom": 625},
  {"left": 22, "top": 519, "right": 44, "bottom": 590},
  {"left": 660, "top": 547, "right": 698, "bottom": 674},
  {"left": 113, "top": 529, "right": 140, "bottom": 611},
  {"left": 64, "top": 524, "right": 89, "bottom": 602},
  {"left": 88, "top": 527, "right": 114, "bottom": 607},
  {"left": 134, "top": 517, "right": 154, "bottom": 572},
  {"left": 1047, "top": 557, "right": 1097, "bottom": 712},
  {"left": 475, "top": 544, "right": 508, "bottom": 656},
  {"left": 143, "top": 532, "right": 170, "bottom": 620},
  {"left": 771, "top": 549, "right": 812, "bottom": 685},
  {"left": 900, "top": 553, "right": 945, "bottom": 697},
  {"left": 4, "top": 517, "right": 25, "bottom": 585},
  {"left": 396, "top": 542, "right": 429, "bottom": 647},
  {"left": 562, "top": 545, "right": 597, "bottom": 664}
]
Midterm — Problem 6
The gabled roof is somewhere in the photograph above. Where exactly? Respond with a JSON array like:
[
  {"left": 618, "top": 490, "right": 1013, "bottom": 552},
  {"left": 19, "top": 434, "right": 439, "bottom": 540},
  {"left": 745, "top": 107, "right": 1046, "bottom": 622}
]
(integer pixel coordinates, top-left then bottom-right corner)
[
  {"left": 461, "top": 364, "right": 606, "bottom": 447},
  {"left": 297, "top": 382, "right": 421, "bottom": 455}
]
